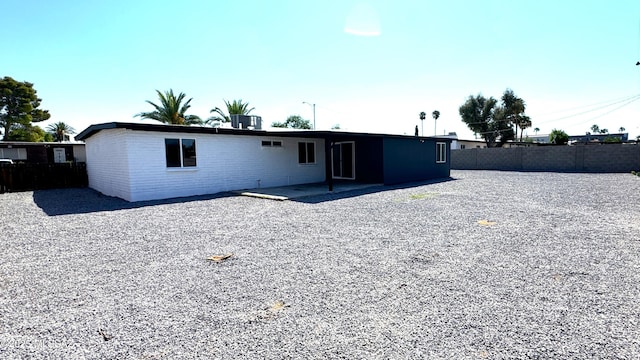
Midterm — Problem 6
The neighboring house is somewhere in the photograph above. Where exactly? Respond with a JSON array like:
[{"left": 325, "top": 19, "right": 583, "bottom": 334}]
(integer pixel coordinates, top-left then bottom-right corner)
[
  {"left": 437, "top": 132, "right": 487, "bottom": 150},
  {"left": 76, "top": 122, "right": 452, "bottom": 202},
  {"left": 457, "top": 140, "right": 488, "bottom": 149},
  {"left": 0, "top": 141, "right": 86, "bottom": 164},
  {"left": 529, "top": 133, "right": 629, "bottom": 144}
]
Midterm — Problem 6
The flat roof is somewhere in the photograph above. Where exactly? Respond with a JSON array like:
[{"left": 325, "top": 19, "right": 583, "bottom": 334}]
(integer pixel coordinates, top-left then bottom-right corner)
[{"left": 76, "top": 122, "right": 453, "bottom": 142}]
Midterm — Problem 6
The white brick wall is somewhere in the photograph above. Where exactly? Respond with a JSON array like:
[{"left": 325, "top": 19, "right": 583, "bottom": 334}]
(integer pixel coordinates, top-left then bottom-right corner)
[
  {"left": 86, "top": 128, "right": 326, "bottom": 201},
  {"left": 85, "top": 129, "right": 132, "bottom": 200}
]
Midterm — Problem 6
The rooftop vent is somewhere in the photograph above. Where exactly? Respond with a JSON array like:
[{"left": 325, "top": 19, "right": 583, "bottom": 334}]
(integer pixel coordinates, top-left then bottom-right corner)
[{"left": 231, "top": 115, "right": 262, "bottom": 130}]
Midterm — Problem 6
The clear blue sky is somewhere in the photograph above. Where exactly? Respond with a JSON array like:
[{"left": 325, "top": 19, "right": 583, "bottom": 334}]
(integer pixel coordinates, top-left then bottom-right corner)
[{"left": 4, "top": 0, "right": 640, "bottom": 140}]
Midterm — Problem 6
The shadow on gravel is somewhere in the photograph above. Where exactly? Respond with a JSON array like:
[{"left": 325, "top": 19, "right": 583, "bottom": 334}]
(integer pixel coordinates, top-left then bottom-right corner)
[
  {"left": 32, "top": 188, "right": 234, "bottom": 216},
  {"left": 32, "top": 177, "right": 456, "bottom": 215},
  {"left": 294, "top": 177, "right": 457, "bottom": 204}
]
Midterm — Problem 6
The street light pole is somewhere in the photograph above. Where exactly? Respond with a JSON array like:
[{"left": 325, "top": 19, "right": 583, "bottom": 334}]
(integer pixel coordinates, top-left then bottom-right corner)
[{"left": 303, "top": 101, "right": 316, "bottom": 130}]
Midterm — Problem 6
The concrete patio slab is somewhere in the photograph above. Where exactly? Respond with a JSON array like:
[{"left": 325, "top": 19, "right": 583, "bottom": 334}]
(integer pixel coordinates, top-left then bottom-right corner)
[{"left": 236, "top": 182, "right": 382, "bottom": 200}]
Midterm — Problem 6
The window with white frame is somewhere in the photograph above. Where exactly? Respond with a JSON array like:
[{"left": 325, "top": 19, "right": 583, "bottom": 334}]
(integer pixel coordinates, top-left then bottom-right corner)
[
  {"left": 165, "top": 138, "right": 196, "bottom": 168},
  {"left": 298, "top": 141, "right": 315, "bottom": 164},
  {"left": 436, "top": 142, "right": 446, "bottom": 163}
]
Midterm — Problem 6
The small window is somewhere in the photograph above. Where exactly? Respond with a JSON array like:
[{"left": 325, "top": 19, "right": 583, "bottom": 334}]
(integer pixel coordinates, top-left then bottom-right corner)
[
  {"left": 298, "top": 142, "right": 315, "bottom": 164},
  {"left": 272, "top": 141, "right": 282, "bottom": 147},
  {"left": 436, "top": 142, "right": 446, "bottom": 163},
  {"left": 262, "top": 140, "right": 272, "bottom": 147},
  {"left": 460, "top": 144, "right": 466, "bottom": 149},
  {"left": 165, "top": 138, "right": 196, "bottom": 168}
]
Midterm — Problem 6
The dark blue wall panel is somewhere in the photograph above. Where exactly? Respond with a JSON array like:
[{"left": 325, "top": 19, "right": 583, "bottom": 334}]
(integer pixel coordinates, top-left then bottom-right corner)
[{"left": 382, "top": 138, "right": 450, "bottom": 184}]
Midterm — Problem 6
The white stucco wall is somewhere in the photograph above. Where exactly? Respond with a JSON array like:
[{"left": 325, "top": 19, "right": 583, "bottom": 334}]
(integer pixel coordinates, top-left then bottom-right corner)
[
  {"left": 85, "top": 128, "right": 326, "bottom": 201},
  {"left": 85, "top": 129, "right": 132, "bottom": 200}
]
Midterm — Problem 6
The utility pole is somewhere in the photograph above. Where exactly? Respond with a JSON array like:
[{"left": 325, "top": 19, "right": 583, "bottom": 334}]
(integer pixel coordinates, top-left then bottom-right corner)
[{"left": 303, "top": 102, "right": 316, "bottom": 130}]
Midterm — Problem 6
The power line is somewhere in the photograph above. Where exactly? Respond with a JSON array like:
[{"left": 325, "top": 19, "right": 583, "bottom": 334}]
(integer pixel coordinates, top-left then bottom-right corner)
[
  {"left": 537, "top": 93, "right": 640, "bottom": 117},
  {"left": 564, "top": 95, "right": 640, "bottom": 128},
  {"left": 534, "top": 94, "right": 640, "bottom": 126}
]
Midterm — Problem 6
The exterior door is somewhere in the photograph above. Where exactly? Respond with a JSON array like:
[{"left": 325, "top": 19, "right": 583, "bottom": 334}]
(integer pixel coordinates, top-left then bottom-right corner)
[
  {"left": 332, "top": 142, "right": 355, "bottom": 180},
  {"left": 53, "top": 148, "right": 66, "bottom": 163}
]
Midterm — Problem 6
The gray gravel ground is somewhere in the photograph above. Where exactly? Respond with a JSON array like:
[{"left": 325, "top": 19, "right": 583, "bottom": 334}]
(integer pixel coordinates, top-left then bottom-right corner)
[{"left": 1, "top": 170, "right": 639, "bottom": 359}]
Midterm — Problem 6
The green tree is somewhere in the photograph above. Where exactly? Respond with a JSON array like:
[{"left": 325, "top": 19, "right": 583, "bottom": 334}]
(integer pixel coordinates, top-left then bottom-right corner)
[
  {"left": 47, "top": 121, "right": 76, "bottom": 142},
  {"left": 590, "top": 124, "right": 600, "bottom": 134},
  {"left": 599, "top": 128, "right": 608, "bottom": 134},
  {"left": 135, "top": 89, "right": 202, "bottom": 125},
  {"left": 419, "top": 111, "right": 426, "bottom": 136},
  {"left": 500, "top": 89, "right": 529, "bottom": 141},
  {"left": 459, "top": 94, "right": 514, "bottom": 147},
  {"left": 271, "top": 115, "right": 312, "bottom": 129},
  {"left": 603, "top": 135, "right": 622, "bottom": 143},
  {"left": 619, "top": 127, "right": 626, "bottom": 132},
  {"left": 549, "top": 129, "right": 569, "bottom": 145},
  {"left": 534, "top": 127, "right": 540, "bottom": 134},
  {"left": 208, "top": 99, "right": 254, "bottom": 125},
  {"left": 7, "top": 124, "right": 53, "bottom": 142},
  {"left": 516, "top": 115, "right": 532, "bottom": 142},
  {"left": 332, "top": 124, "right": 341, "bottom": 130},
  {"left": 432, "top": 110, "right": 440, "bottom": 135},
  {"left": 0, "top": 76, "right": 51, "bottom": 140}
]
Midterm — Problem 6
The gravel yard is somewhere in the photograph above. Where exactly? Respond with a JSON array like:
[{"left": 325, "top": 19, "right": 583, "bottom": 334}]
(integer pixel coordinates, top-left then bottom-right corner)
[{"left": 1, "top": 170, "right": 639, "bottom": 359}]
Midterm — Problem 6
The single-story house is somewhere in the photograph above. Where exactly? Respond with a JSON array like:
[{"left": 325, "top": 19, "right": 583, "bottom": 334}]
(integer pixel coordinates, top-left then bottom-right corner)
[
  {"left": 76, "top": 122, "right": 452, "bottom": 202},
  {"left": 0, "top": 141, "right": 86, "bottom": 164}
]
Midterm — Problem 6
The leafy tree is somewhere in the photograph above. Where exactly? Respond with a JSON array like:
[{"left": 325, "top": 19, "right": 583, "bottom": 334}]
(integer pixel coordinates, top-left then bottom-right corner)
[
  {"left": 599, "top": 128, "right": 608, "bottom": 134},
  {"left": 590, "top": 124, "right": 600, "bottom": 134},
  {"left": 0, "top": 76, "right": 51, "bottom": 140},
  {"left": 549, "top": 129, "right": 569, "bottom": 145},
  {"left": 331, "top": 124, "right": 341, "bottom": 130},
  {"left": 208, "top": 99, "right": 254, "bottom": 125},
  {"left": 47, "top": 121, "right": 76, "bottom": 142},
  {"left": 534, "top": 127, "right": 540, "bottom": 134},
  {"left": 7, "top": 124, "right": 53, "bottom": 142},
  {"left": 135, "top": 89, "right": 202, "bottom": 125},
  {"left": 271, "top": 115, "right": 311, "bottom": 129},
  {"left": 603, "top": 135, "right": 622, "bottom": 143},
  {"left": 619, "top": 127, "right": 626, "bottom": 132},
  {"left": 459, "top": 94, "right": 514, "bottom": 147}
]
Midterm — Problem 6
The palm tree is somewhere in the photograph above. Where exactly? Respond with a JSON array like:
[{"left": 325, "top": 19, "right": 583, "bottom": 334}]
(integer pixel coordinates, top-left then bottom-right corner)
[
  {"left": 419, "top": 111, "right": 426, "bottom": 136},
  {"left": 517, "top": 115, "right": 532, "bottom": 142},
  {"left": 590, "top": 124, "right": 600, "bottom": 134},
  {"left": 432, "top": 110, "right": 440, "bottom": 135},
  {"left": 619, "top": 127, "right": 626, "bottom": 132},
  {"left": 501, "top": 89, "right": 526, "bottom": 141},
  {"left": 135, "top": 89, "right": 202, "bottom": 125},
  {"left": 534, "top": 127, "right": 540, "bottom": 135},
  {"left": 208, "top": 99, "right": 255, "bottom": 125},
  {"left": 46, "top": 122, "right": 75, "bottom": 142}
]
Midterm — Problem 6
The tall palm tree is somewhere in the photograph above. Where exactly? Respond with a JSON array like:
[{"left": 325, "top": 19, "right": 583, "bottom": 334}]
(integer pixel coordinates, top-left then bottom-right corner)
[
  {"left": 208, "top": 99, "right": 255, "bottom": 125},
  {"left": 419, "top": 111, "right": 426, "bottom": 136},
  {"left": 432, "top": 110, "right": 440, "bottom": 135},
  {"left": 135, "top": 89, "right": 202, "bottom": 125},
  {"left": 534, "top": 127, "right": 540, "bottom": 134},
  {"left": 517, "top": 115, "right": 532, "bottom": 142},
  {"left": 46, "top": 122, "right": 75, "bottom": 142},
  {"left": 501, "top": 89, "right": 525, "bottom": 141}
]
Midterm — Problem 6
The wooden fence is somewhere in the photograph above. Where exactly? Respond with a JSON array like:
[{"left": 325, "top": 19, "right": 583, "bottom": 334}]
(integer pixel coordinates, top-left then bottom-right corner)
[{"left": 0, "top": 163, "right": 88, "bottom": 193}]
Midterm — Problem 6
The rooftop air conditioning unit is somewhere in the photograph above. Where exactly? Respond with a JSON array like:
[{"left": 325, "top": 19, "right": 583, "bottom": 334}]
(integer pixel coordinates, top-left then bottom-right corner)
[{"left": 231, "top": 115, "right": 262, "bottom": 130}]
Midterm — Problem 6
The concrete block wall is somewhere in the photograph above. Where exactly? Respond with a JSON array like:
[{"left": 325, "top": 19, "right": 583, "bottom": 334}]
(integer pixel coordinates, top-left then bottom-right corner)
[{"left": 452, "top": 144, "right": 640, "bottom": 172}]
